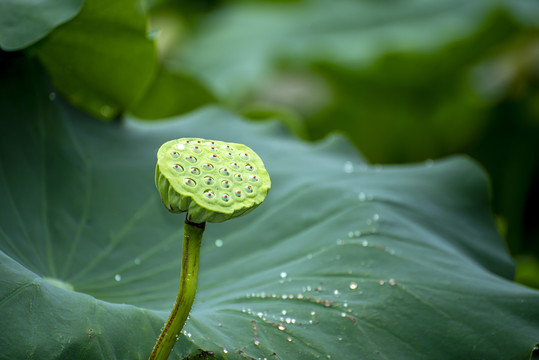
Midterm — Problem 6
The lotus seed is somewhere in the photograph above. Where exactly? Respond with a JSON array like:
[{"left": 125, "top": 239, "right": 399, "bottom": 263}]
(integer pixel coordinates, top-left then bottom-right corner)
[
  {"left": 186, "top": 155, "right": 197, "bottom": 163},
  {"left": 221, "top": 180, "right": 231, "bottom": 189},
  {"left": 245, "top": 164, "right": 254, "bottom": 171},
  {"left": 245, "top": 185, "right": 253, "bottom": 193},
  {"left": 209, "top": 146, "right": 217, "bottom": 151},
  {"left": 225, "top": 152, "right": 234, "bottom": 159},
  {"left": 240, "top": 153, "right": 249, "bottom": 160},
  {"left": 220, "top": 168, "right": 230, "bottom": 176},
  {"left": 172, "top": 164, "right": 184, "bottom": 171},
  {"left": 184, "top": 178, "right": 196, "bottom": 186},
  {"left": 204, "top": 177, "right": 215, "bottom": 185},
  {"left": 234, "top": 174, "right": 243, "bottom": 181},
  {"left": 202, "top": 163, "right": 214, "bottom": 170},
  {"left": 209, "top": 154, "right": 220, "bottom": 161},
  {"left": 171, "top": 151, "right": 180, "bottom": 158},
  {"left": 204, "top": 191, "right": 215, "bottom": 199},
  {"left": 190, "top": 167, "right": 200, "bottom": 175},
  {"left": 192, "top": 146, "right": 202, "bottom": 153},
  {"left": 235, "top": 190, "right": 242, "bottom": 197},
  {"left": 222, "top": 193, "right": 230, "bottom": 202},
  {"left": 230, "top": 162, "right": 239, "bottom": 169},
  {"left": 249, "top": 175, "right": 258, "bottom": 182}
]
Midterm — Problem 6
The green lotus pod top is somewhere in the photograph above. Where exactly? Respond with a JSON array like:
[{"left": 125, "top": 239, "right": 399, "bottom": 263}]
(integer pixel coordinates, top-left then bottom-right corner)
[{"left": 155, "top": 138, "right": 271, "bottom": 224}]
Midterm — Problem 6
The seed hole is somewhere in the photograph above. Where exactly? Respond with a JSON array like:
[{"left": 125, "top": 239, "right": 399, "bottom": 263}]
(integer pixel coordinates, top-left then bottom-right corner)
[
  {"left": 190, "top": 167, "right": 200, "bottom": 175},
  {"left": 186, "top": 155, "right": 197, "bottom": 163},
  {"left": 204, "top": 177, "right": 215, "bottom": 185},
  {"left": 234, "top": 174, "right": 243, "bottom": 181},
  {"left": 222, "top": 193, "right": 230, "bottom": 202},
  {"left": 221, "top": 180, "right": 231, "bottom": 189},
  {"left": 202, "top": 163, "right": 214, "bottom": 170},
  {"left": 184, "top": 178, "right": 196, "bottom": 187},
  {"left": 172, "top": 164, "right": 184, "bottom": 171},
  {"left": 204, "top": 190, "right": 215, "bottom": 199},
  {"left": 170, "top": 151, "right": 180, "bottom": 158}
]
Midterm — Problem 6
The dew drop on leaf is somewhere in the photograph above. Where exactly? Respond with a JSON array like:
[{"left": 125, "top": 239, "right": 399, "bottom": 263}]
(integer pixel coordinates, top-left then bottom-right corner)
[
  {"left": 349, "top": 282, "right": 358, "bottom": 290},
  {"left": 114, "top": 274, "right": 121, "bottom": 282},
  {"left": 215, "top": 239, "right": 223, "bottom": 247},
  {"left": 344, "top": 161, "right": 354, "bottom": 173}
]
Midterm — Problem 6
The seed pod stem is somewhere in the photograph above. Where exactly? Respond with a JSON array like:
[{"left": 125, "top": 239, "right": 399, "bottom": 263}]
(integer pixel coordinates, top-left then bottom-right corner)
[{"left": 149, "top": 217, "right": 205, "bottom": 360}]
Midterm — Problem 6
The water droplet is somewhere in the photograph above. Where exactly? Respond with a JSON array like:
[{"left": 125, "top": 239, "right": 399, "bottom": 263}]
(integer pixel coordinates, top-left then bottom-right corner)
[
  {"left": 222, "top": 193, "right": 230, "bottom": 202},
  {"left": 388, "top": 278, "right": 397, "bottom": 286},
  {"left": 277, "top": 324, "right": 286, "bottom": 331},
  {"left": 280, "top": 271, "right": 287, "bottom": 279},
  {"left": 254, "top": 339, "right": 260, "bottom": 346},
  {"left": 134, "top": 258, "right": 141, "bottom": 265},
  {"left": 223, "top": 349, "right": 228, "bottom": 354},
  {"left": 340, "top": 312, "right": 346, "bottom": 317},
  {"left": 349, "top": 282, "right": 358, "bottom": 290},
  {"left": 176, "top": 144, "right": 185, "bottom": 151},
  {"left": 204, "top": 176, "right": 215, "bottom": 185},
  {"left": 333, "top": 290, "right": 340, "bottom": 296},
  {"left": 114, "top": 274, "right": 121, "bottom": 281},
  {"left": 378, "top": 280, "right": 385, "bottom": 285},
  {"left": 287, "top": 337, "right": 293, "bottom": 342},
  {"left": 190, "top": 167, "right": 200, "bottom": 175},
  {"left": 337, "top": 238, "right": 344, "bottom": 245},
  {"left": 184, "top": 178, "right": 196, "bottom": 187},
  {"left": 344, "top": 161, "right": 354, "bottom": 173},
  {"left": 362, "top": 240, "right": 368, "bottom": 247},
  {"left": 215, "top": 239, "right": 223, "bottom": 247},
  {"left": 281, "top": 310, "right": 287, "bottom": 315},
  {"left": 358, "top": 192, "right": 366, "bottom": 201},
  {"left": 48, "top": 92, "right": 56, "bottom": 101},
  {"left": 311, "top": 311, "right": 316, "bottom": 316},
  {"left": 373, "top": 213, "right": 380, "bottom": 221}
]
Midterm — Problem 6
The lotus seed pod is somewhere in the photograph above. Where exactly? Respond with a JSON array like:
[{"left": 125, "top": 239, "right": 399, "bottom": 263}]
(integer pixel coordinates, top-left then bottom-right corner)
[{"left": 155, "top": 138, "right": 271, "bottom": 223}]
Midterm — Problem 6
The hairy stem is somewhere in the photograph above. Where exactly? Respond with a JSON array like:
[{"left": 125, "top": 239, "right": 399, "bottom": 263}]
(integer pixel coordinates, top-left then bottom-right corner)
[{"left": 149, "top": 217, "right": 205, "bottom": 360}]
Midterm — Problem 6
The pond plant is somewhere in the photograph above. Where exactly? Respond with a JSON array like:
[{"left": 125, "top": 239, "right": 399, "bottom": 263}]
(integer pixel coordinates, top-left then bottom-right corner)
[{"left": 150, "top": 138, "right": 271, "bottom": 359}]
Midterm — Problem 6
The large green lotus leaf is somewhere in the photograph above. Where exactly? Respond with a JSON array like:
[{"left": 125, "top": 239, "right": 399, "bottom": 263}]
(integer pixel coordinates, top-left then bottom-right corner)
[
  {"left": 0, "top": 0, "right": 84, "bottom": 51},
  {"left": 172, "top": 0, "right": 539, "bottom": 98},
  {"left": 32, "top": 0, "right": 158, "bottom": 120},
  {"left": 1, "top": 59, "right": 539, "bottom": 359}
]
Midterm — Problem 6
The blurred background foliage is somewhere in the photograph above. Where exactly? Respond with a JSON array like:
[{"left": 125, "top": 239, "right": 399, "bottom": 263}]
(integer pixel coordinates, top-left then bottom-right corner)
[{"left": 1, "top": 0, "right": 538, "bottom": 287}]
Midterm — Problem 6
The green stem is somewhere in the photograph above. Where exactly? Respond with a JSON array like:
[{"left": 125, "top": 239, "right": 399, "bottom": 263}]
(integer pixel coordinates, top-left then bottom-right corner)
[{"left": 149, "top": 217, "right": 205, "bottom": 360}]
